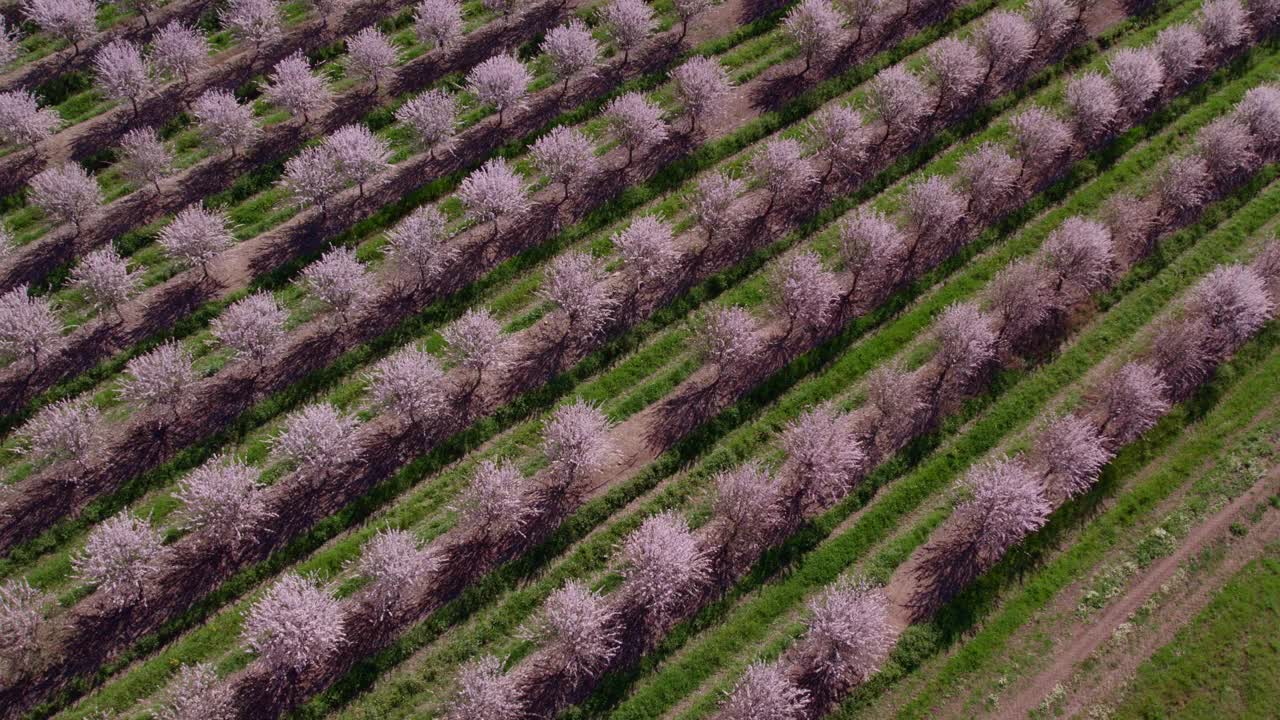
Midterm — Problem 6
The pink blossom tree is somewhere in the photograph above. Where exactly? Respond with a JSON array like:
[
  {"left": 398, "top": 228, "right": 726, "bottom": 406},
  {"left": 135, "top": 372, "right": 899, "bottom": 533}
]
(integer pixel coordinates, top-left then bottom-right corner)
[
  {"left": 442, "top": 308, "right": 508, "bottom": 389},
  {"left": 154, "top": 663, "right": 233, "bottom": 720},
  {"left": 1199, "top": 0, "right": 1250, "bottom": 52},
  {"left": 901, "top": 175, "right": 965, "bottom": 267},
  {"left": 865, "top": 65, "right": 930, "bottom": 148},
  {"left": 1248, "top": 0, "right": 1280, "bottom": 32},
  {"left": 691, "top": 170, "right": 744, "bottom": 246},
  {"left": 773, "top": 250, "right": 840, "bottom": 337},
  {"left": 1108, "top": 47, "right": 1164, "bottom": 117},
  {"left": 270, "top": 402, "right": 360, "bottom": 470},
  {"left": 784, "top": 0, "right": 844, "bottom": 75},
  {"left": 620, "top": 511, "right": 709, "bottom": 624},
  {"left": 927, "top": 301, "right": 996, "bottom": 402},
  {"left": 94, "top": 39, "right": 150, "bottom": 115},
  {"left": 263, "top": 51, "right": 332, "bottom": 124},
  {"left": 673, "top": 0, "right": 713, "bottom": 42},
  {"left": 221, "top": 0, "right": 283, "bottom": 60},
  {"left": 1065, "top": 71, "right": 1120, "bottom": 142},
  {"left": 960, "top": 458, "right": 1051, "bottom": 556},
  {"left": 325, "top": 124, "right": 390, "bottom": 196},
  {"left": 1008, "top": 106, "right": 1072, "bottom": 178},
  {"left": 672, "top": 56, "right": 732, "bottom": 133},
  {"left": 1040, "top": 216, "right": 1114, "bottom": 294},
  {"left": 1027, "top": 0, "right": 1073, "bottom": 50},
  {"left": 605, "top": 91, "right": 669, "bottom": 166},
  {"left": 542, "top": 20, "right": 600, "bottom": 96},
  {"left": 956, "top": 142, "right": 1020, "bottom": 219},
  {"left": 119, "top": 126, "right": 173, "bottom": 195},
  {"left": 1185, "top": 264, "right": 1275, "bottom": 358},
  {"left": 29, "top": 162, "right": 101, "bottom": 234},
  {"left": 1148, "top": 316, "right": 1214, "bottom": 401},
  {"left": 150, "top": 22, "right": 209, "bottom": 86},
  {"left": 806, "top": 105, "right": 867, "bottom": 183},
  {"left": 69, "top": 245, "right": 140, "bottom": 319},
  {"left": 118, "top": 340, "right": 195, "bottom": 419},
  {"left": 843, "top": 0, "right": 884, "bottom": 44},
  {"left": 864, "top": 362, "right": 925, "bottom": 453},
  {"left": 313, "top": 0, "right": 355, "bottom": 29},
  {"left": 453, "top": 459, "right": 534, "bottom": 539},
  {"left": 540, "top": 251, "right": 615, "bottom": 340},
  {"left": 301, "top": 246, "right": 375, "bottom": 325},
  {"left": 983, "top": 258, "right": 1056, "bottom": 347},
  {"left": 346, "top": 27, "right": 398, "bottom": 92},
  {"left": 357, "top": 529, "right": 426, "bottom": 617},
  {"left": 1100, "top": 190, "right": 1158, "bottom": 258},
  {"left": 839, "top": 207, "right": 904, "bottom": 303},
  {"left": 753, "top": 137, "right": 816, "bottom": 216},
  {"left": 1155, "top": 24, "right": 1207, "bottom": 88},
  {"left": 0, "top": 578, "right": 46, "bottom": 671},
  {"left": 612, "top": 214, "right": 678, "bottom": 297},
  {"left": 542, "top": 398, "right": 614, "bottom": 491},
  {"left": 1156, "top": 154, "right": 1210, "bottom": 218},
  {"left": 531, "top": 125, "right": 597, "bottom": 201},
  {"left": 211, "top": 291, "right": 288, "bottom": 365},
  {"left": 241, "top": 573, "right": 344, "bottom": 676},
  {"left": 924, "top": 37, "right": 984, "bottom": 117},
  {"left": 696, "top": 305, "right": 761, "bottom": 386},
  {"left": 483, "top": 0, "right": 520, "bottom": 22},
  {"left": 73, "top": 511, "right": 167, "bottom": 607},
  {"left": 21, "top": 0, "right": 95, "bottom": 54},
  {"left": 780, "top": 405, "right": 864, "bottom": 517},
  {"left": 1033, "top": 412, "right": 1111, "bottom": 498},
  {"left": 973, "top": 11, "right": 1035, "bottom": 87},
  {"left": 192, "top": 89, "right": 260, "bottom": 157},
  {"left": 710, "top": 461, "right": 781, "bottom": 572},
  {"left": 158, "top": 203, "right": 234, "bottom": 278},
  {"left": 458, "top": 158, "right": 528, "bottom": 241},
  {"left": 385, "top": 205, "right": 454, "bottom": 292},
  {"left": 1197, "top": 115, "right": 1259, "bottom": 185},
  {"left": 364, "top": 346, "right": 447, "bottom": 429},
  {"left": 0, "top": 18, "right": 18, "bottom": 69},
  {"left": 395, "top": 89, "right": 458, "bottom": 158},
  {"left": 600, "top": 0, "right": 655, "bottom": 66},
  {"left": 466, "top": 53, "right": 531, "bottom": 126},
  {"left": 1236, "top": 85, "right": 1280, "bottom": 156},
  {"left": 174, "top": 454, "right": 271, "bottom": 541},
  {"left": 282, "top": 145, "right": 344, "bottom": 212},
  {"left": 0, "top": 285, "right": 62, "bottom": 369},
  {"left": 446, "top": 656, "right": 522, "bottom": 720},
  {"left": 414, "top": 0, "right": 463, "bottom": 50},
  {"left": 720, "top": 662, "right": 809, "bottom": 720},
  {"left": 0, "top": 89, "right": 61, "bottom": 147},
  {"left": 793, "top": 579, "right": 897, "bottom": 698},
  {"left": 1094, "top": 361, "right": 1170, "bottom": 445},
  {"left": 16, "top": 396, "right": 101, "bottom": 468},
  {"left": 523, "top": 580, "right": 619, "bottom": 680}
]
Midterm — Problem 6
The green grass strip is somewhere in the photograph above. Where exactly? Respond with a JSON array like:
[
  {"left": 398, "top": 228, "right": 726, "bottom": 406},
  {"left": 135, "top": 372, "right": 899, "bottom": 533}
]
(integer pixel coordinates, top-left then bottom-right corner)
[{"left": 1111, "top": 543, "right": 1280, "bottom": 718}]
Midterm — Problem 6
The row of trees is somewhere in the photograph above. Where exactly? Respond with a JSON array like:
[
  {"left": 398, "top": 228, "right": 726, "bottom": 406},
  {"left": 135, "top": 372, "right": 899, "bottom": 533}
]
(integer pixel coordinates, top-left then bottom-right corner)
[
  {"left": 19, "top": 397, "right": 613, "bottom": 705},
  {"left": 905, "top": 79, "right": 1280, "bottom": 613},
  {"left": 910, "top": 242, "right": 1278, "bottom": 616}
]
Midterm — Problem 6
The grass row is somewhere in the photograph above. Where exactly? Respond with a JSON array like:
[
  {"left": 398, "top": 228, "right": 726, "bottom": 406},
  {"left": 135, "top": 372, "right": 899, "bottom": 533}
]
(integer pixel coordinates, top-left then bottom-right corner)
[{"left": 1111, "top": 541, "right": 1280, "bottom": 718}]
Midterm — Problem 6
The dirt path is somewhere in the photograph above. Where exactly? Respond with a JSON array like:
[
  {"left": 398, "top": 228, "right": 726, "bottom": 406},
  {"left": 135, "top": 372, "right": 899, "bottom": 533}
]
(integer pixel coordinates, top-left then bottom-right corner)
[
  {"left": 999, "top": 466, "right": 1280, "bottom": 718},
  {"left": 0, "top": 0, "right": 578, "bottom": 291}
]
